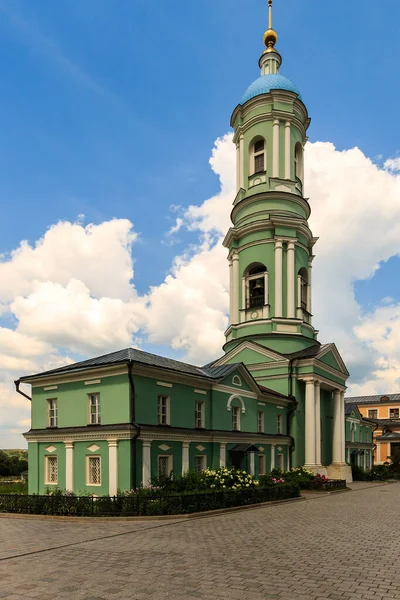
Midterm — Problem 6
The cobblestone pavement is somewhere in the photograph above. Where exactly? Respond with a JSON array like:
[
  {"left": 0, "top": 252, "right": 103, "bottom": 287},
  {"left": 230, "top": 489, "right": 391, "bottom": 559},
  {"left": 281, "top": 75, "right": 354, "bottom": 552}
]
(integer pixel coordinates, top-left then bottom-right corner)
[{"left": 1, "top": 483, "right": 400, "bottom": 600}]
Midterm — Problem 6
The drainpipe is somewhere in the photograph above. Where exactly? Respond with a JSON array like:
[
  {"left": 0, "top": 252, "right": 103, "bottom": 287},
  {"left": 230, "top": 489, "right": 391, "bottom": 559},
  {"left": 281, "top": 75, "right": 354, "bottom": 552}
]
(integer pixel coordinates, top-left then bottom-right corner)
[
  {"left": 127, "top": 361, "right": 140, "bottom": 490},
  {"left": 286, "top": 358, "right": 297, "bottom": 470},
  {"left": 14, "top": 379, "right": 32, "bottom": 402}
]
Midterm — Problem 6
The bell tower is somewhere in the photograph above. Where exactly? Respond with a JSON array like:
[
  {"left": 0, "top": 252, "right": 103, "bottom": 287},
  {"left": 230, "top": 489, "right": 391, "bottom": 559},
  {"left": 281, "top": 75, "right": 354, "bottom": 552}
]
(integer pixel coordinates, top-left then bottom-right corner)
[{"left": 224, "top": 0, "right": 318, "bottom": 356}]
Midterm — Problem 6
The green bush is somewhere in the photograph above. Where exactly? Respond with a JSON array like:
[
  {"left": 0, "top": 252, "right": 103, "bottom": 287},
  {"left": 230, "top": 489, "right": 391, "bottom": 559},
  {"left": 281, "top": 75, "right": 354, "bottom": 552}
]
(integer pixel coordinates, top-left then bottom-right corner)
[{"left": 351, "top": 465, "right": 367, "bottom": 481}]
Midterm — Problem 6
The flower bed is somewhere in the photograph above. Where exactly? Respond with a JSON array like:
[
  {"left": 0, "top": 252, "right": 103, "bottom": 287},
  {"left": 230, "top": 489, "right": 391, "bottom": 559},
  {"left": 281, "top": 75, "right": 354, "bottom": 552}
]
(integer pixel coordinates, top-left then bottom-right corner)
[{"left": 0, "top": 482, "right": 300, "bottom": 517}]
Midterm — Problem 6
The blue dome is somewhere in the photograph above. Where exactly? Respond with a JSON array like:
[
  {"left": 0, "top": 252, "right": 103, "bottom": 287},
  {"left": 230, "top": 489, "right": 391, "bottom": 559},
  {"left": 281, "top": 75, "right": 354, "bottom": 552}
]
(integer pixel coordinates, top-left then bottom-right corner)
[{"left": 241, "top": 74, "right": 302, "bottom": 104}]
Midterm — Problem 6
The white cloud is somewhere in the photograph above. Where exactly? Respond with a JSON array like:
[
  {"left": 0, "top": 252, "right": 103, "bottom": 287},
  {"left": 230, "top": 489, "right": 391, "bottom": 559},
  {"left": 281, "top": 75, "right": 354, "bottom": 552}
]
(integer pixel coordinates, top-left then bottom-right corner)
[{"left": 384, "top": 157, "right": 400, "bottom": 173}]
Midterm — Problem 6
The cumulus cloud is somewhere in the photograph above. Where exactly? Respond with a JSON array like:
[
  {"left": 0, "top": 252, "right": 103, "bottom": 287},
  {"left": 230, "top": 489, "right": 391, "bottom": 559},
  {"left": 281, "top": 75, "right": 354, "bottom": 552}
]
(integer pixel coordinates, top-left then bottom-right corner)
[{"left": 3, "top": 133, "right": 400, "bottom": 447}]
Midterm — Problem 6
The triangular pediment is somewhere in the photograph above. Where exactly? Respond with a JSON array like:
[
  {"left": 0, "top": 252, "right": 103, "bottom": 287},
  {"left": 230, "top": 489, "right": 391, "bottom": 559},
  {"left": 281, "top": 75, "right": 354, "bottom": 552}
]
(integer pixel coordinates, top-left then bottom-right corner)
[
  {"left": 316, "top": 343, "right": 349, "bottom": 377},
  {"left": 213, "top": 341, "right": 288, "bottom": 368}
]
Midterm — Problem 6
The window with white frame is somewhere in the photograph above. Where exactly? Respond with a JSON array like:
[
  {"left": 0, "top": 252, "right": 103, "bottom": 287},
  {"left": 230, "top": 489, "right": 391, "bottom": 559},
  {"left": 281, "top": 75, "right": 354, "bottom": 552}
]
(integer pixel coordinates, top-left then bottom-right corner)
[
  {"left": 368, "top": 409, "right": 378, "bottom": 419},
  {"left": 390, "top": 408, "right": 399, "bottom": 419},
  {"left": 158, "top": 455, "right": 172, "bottom": 478},
  {"left": 294, "top": 142, "right": 304, "bottom": 182},
  {"left": 88, "top": 393, "right": 101, "bottom": 424},
  {"left": 87, "top": 456, "right": 101, "bottom": 485},
  {"left": 244, "top": 263, "right": 268, "bottom": 309},
  {"left": 277, "top": 414, "right": 283, "bottom": 434},
  {"left": 47, "top": 398, "right": 58, "bottom": 427},
  {"left": 258, "top": 411, "right": 264, "bottom": 433},
  {"left": 277, "top": 453, "right": 284, "bottom": 471},
  {"left": 298, "top": 268, "right": 308, "bottom": 311},
  {"left": 258, "top": 453, "right": 266, "bottom": 476},
  {"left": 232, "top": 406, "right": 240, "bottom": 431},
  {"left": 249, "top": 138, "right": 266, "bottom": 176},
  {"left": 158, "top": 395, "right": 170, "bottom": 425},
  {"left": 195, "top": 401, "right": 205, "bottom": 428},
  {"left": 232, "top": 375, "right": 242, "bottom": 386},
  {"left": 45, "top": 455, "right": 58, "bottom": 484},
  {"left": 195, "top": 455, "right": 206, "bottom": 473}
]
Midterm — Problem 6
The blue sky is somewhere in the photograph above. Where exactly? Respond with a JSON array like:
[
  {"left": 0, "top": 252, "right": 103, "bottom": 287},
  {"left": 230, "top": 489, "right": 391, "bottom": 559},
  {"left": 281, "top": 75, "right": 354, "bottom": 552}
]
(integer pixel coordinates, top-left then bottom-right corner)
[
  {"left": 1, "top": 0, "right": 399, "bottom": 297},
  {"left": 2, "top": 0, "right": 400, "bottom": 447}
]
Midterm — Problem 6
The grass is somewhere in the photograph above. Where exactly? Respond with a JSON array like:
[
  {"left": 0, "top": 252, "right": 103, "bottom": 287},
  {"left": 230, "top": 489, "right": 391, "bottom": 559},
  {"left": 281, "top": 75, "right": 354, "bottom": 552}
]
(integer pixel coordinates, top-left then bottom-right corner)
[{"left": 0, "top": 482, "right": 28, "bottom": 494}]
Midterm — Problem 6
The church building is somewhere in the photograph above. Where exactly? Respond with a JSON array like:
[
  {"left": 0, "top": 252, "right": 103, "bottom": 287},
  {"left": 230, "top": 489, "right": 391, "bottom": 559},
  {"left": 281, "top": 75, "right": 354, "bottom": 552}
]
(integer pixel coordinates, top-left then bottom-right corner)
[{"left": 17, "top": 1, "right": 352, "bottom": 495}]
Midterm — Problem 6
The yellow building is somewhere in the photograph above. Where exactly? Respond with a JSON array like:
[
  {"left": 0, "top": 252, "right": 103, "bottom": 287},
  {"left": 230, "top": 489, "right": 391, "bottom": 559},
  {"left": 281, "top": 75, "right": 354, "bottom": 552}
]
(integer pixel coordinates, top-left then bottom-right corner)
[{"left": 345, "top": 394, "right": 400, "bottom": 465}]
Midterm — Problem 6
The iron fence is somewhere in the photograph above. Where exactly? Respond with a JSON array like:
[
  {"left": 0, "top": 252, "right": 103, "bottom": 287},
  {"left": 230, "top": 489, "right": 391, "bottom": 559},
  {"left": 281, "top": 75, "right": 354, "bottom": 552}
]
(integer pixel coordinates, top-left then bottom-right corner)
[
  {"left": 0, "top": 483, "right": 300, "bottom": 517},
  {"left": 312, "top": 479, "right": 346, "bottom": 491}
]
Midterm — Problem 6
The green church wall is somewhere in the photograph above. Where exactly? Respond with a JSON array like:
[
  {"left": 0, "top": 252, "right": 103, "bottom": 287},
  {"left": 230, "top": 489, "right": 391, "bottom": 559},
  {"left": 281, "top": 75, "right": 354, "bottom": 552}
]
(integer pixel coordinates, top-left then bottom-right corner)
[
  {"left": 27, "top": 442, "right": 39, "bottom": 494},
  {"left": 320, "top": 389, "right": 334, "bottom": 466},
  {"left": 117, "top": 439, "right": 132, "bottom": 491},
  {"left": 31, "top": 374, "right": 129, "bottom": 429}
]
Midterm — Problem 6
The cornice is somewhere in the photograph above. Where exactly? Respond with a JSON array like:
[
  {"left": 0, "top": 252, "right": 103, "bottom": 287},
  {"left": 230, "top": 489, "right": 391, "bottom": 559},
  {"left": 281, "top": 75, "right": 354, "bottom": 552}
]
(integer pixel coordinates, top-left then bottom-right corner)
[
  {"left": 28, "top": 364, "right": 128, "bottom": 388},
  {"left": 295, "top": 373, "right": 346, "bottom": 392},
  {"left": 139, "top": 428, "right": 292, "bottom": 446},
  {"left": 295, "top": 357, "right": 349, "bottom": 381},
  {"left": 231, "top": 191, "right": 311, "bottom": 223}
]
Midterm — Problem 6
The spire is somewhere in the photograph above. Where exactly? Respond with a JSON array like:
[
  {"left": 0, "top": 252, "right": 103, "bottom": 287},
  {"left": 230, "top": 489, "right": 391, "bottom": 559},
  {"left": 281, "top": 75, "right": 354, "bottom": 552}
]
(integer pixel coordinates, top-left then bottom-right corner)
[
  {"left": 259, "top": 0, "right": 282, "bottom": 75},
  {"left": 263, "top": 0, "right": 278, "bottom": 53}
]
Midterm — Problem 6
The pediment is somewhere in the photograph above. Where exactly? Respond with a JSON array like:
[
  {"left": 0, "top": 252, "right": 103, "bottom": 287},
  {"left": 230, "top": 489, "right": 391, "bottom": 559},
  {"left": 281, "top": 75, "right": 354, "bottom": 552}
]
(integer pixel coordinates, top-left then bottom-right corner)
[
  {"left": 213, "top": 341, "right": 287, "bottom": 368},
  {"left": 317, "top": 343, "right": 349, "bottom": 377}
]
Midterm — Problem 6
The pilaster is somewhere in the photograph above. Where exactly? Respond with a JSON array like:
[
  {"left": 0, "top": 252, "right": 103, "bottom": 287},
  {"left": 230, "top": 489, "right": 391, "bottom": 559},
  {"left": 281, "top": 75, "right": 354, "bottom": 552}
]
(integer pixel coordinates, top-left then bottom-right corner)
[
  {"left": 142, "top": 440, "right": 152, "bottom": 487},
  {"left": 272, "top": 119, "right": 280, "bottom": 177},
  {"left": 182, "top": 441, "right": 190, "bottom": 475},
  {"left": 274, "top": 240, "right": 283, "bottom": 317},
  {"left": 314, "top": 381, "right": 321, "bottom": 466},
  {"left": 64, "top": 441, "right": 74, "bottom": 492},
  {"left": 284, "top": 121, "right": 291, "bottom": 179},
  {"left": 287, "top": 241, "right": 295, "bottom": 318},
  {"left": 108, "top": 439, "right": 118, "bottom": 496},
  {"left": 270, "top": 444, "right": 275, "bottom": 471},
  {"left": 220, "top": 443, "right": 226, "bottom": 467},
  {"left": 304, "top": 380, "right": 316, "bottom": 468},
  {"left": 232, "top": 253, "right": 240, "bottom": 324}
]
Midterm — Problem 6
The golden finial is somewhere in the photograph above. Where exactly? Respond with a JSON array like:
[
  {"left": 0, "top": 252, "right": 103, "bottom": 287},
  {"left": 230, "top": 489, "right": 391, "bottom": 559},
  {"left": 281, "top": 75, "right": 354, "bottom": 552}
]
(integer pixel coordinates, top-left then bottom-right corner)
[{"left": 263, "top": 0, "right": 278, "bottom": 53}]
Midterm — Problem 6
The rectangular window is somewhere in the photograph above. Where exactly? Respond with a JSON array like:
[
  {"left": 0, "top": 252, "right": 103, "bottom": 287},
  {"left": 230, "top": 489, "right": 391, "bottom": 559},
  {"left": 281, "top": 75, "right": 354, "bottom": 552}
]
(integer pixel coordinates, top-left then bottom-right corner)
[
  {"left": 45, "top": 455, "right": 58, "bottom": 484},
  {"left": 258, "top": 411, "right": 264, "bottom": 433},
  {"left": 277, "top": 453, "right": 284, "bottom": 471},
  {"left": 277, "top": 414, "right": 283, "bottom": 434},
  {"left": 232, "top": 406, "right": 240, "bottom": 431},
  {"left": 88, "top": 393, "right": 101, "bottom": 424},
  {"left": 368, "top": 409, "right": 378, "bottom": 418},
  {"left": 254, "top": 153, "right": 265, "bottom": 174},
  {"left": 195, "top": 455, "right": 206, "bottom": 473},
  {"left": 158, "top": 396, "right": 170, "bottom": 425},
  {"left": 158, "top": 455, "right": 172, "bottom": 478},
  {"left": 258, "top": 453, "right": 266, "bottom": 476},
  {"left": 87, "top": 456, "right": 101, "bottom": 486},
  {"left": 195, "top": 401, "right": 205, "bottom": 428},
  {"left": 48, "top": 399, "right": 58, "bottom": 427},
  {"left": 390, "top": 408, "right": 399, "bottom": 419}
]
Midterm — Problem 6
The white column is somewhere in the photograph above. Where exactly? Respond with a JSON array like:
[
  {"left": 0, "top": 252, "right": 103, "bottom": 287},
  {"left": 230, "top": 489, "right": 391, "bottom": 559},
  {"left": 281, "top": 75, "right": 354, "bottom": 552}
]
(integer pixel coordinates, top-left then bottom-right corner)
[
  {"left": 270, "top": 444, "right": 275, "bottom": 471},
  {"left": 287, "top": 241, "right": 295, "bottom": 318},
  {"left": 274, "top": 240, "right": 283, "bottom": 317},
  {"left": 287, "top": 450, "right": 290, "bottom": 471},
  {"left": 232, "top": 253, "right": 239, "bottom": 324},
  {"left": 242, "top": 277, "right": 246, "bottom": 314},
  {"left": 284, "top": 121, "right": 291, "bottom": 179},
  {"left": 229, "top": 259, "right": 233, "bottom": 322},
  {"left": 363, "top": 451, "right": 367, "bottom": 470},
  {"left": 314, "top": 381, "right": 321, "bottom": 466},
  {"left": 307, "top": 258, "right": 313, "bottom": 318},
  {"left": 236, "top": 143, "right": 240, "bottom": 191},
  {"left": 250, "top": 452, "right": 255, "bottom": 476},
  {"left": 220, "top": 443, "right": 226, "bottom": 467},
  {"left": 332, "top": 391, "right": 342, "bottom": 463},
  {"left": 108, "top": 440, "right": 118, "bottom": 496},
  {"left": 346, "top": 447, "right": 350, "bottom": 464},
  {"left": 305, "top": 380, "right": 316, "bottom": 467},
  {"left": 182, "top": 442, "right": 190, "bottom": 475},
  {"left": 64, "top": 441, "right": 74, "bottom": 492},
  {"left": 272, "top": 119, "right": 280, "bottom": 178},
  {"left": 340, "top": 391, "right": 346, "bottom": 463},
  {"left": 142, "top": 440, "right": 152, "bottom": 487},
  {"left": 239, "top": 134, "right": 244, "bottom": 189},
  {"left": 296, "top": 275, "right": 302, "bottom": 319}
]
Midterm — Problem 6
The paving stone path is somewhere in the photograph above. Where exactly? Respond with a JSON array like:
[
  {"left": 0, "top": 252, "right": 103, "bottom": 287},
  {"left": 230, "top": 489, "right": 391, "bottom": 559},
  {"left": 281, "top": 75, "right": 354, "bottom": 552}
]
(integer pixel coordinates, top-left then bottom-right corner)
[{"left": 1, "top": 483, "right": 399, "bottom": 599}]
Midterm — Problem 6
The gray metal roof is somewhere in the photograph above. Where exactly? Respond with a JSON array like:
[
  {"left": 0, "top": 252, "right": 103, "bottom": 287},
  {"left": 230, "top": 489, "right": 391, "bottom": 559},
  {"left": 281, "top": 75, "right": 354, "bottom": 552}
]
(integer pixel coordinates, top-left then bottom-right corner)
[
  {"left": 345, "top": 404, "right": 357, "bottom": 416},
  {"left": 20, "top": 347, "right": 228, "bottom": 381},
  {"left": 345, "top": 393, "right": 400, "bottom": 405}
]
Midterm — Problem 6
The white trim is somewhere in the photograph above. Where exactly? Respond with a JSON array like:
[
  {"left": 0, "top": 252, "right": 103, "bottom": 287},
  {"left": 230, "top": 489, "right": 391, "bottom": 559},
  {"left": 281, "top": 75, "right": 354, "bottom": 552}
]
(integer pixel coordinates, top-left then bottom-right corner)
[
  {"left": 232, "top": 375, "right": 242, "bottom": 386},
  {"left": 182, "top": 442, "right": 190, "bottom": 474},
  {"left": 108, "top": 439, "right": 118, "bottom": 496},
  {"left": 194, "top": 389, "right": 207, "bottom": 395},
  {"left": 274, "top": 239, "right": 283, "bottom": 318},
  {"left": 270, "top": 444, "right": 275, "bottom": 471},
  {"left": 86, "top": 455, "right": 102, "bottom": 486},
  {"left": 220, "top": 443, "right": 226, "bottom": 467},
  {"left": 64, "top": 441, "right": 74, "bottom": 492},
  {"left": 44, "top": 386, "right": 58, "bottom": 391},
  {"left": 85, "top": 379, "right": 101, "bottom": 386},
  {"left": 227, "top": 394, "right": 246, "bottom": 414},
  {"left": 284, "top": 121, "right": 291, "bottom": 179},
  {"left": 44, "top": 454, "right": 58, "bottom": 485},
  {"left": 215, "top": 384, "right": 257, "bottom": 399},
  {"left": 157, "top": 381, "right": 173, "bottom": 388},
  {"left": 272, "top": 119, "right": 280, "bottom": 177},
  {"left": 142, "top": 440, "right": 152, "bottom": 486}
]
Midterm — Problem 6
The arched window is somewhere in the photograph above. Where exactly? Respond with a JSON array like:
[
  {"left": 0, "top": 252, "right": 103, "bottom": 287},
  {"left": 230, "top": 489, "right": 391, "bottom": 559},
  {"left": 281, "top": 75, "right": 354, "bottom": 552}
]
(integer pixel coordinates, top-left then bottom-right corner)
[
  {"left": 298, "top": 268, "right": 308, "bottom": 311},
  {"left": 249, "top": 138, "right": 267, "bottom": 176},
  {"left": 294, "top": 142, "right": 304, "bottom": 182},
  {"left": 232, "top": 375, "right": 242, "bottom": 386},
  {"left": 244, "top": 263, "right": 268, "bottom": 309}
]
